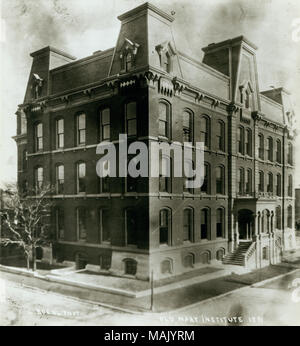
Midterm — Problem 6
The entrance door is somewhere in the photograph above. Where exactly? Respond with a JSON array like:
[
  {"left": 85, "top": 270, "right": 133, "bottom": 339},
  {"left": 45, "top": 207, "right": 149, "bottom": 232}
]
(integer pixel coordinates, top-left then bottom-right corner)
[{"left": 238, "top": 209, "right": 253, "bottom": 240}]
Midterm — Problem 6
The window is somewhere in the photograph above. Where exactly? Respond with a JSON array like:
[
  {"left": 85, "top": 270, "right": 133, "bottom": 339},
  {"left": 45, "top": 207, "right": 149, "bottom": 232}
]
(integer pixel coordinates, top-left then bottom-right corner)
[
  {"left": 124, "top": 259, "right": 137, "bottom": 276},
  {"left": 262, "top": 247, "right": 268, "bottom": 260},
  {"left": 259, "top": 171, "right": 264, "bottom": 192},
  {"left": 77, "top": 162, "right": 86, "bottom": 193},
  {"left": 161, "top": 51, "right": 171, "bottom": 73},
  {"left": 246, "top": 129, "right": 252, "bottom": 156},
  {"left": 35, "top": 123, "right": 43, "bottom": 151},
  {"left": 276, "top": 174, "right": 281, "bottom": 197},
  {"left": 125, "top": 102, "right": 137, "bottom": 137},
  {"left": 183, "top": 208, "right": 193, "bottom": 242},
  {"left": 125, "top": 53, "right": 132, "bottom": 71},
  {"left": 267, "top": 172, "right": 273, "bottom": 193},
  {"left": 183, "top": 254, "right": 194, "bottom": 268},
  {"left": 267, "top": 137, "right": 273, "bottom": 161},
  {"left": 216, "top": 208, "right": 224, "bottom": 238},
  {"left": 288, "top": 175, "right": 293, "bottom": 197},
  {"left": 77, "top": 208, "right": 87, "bottom": 241},
  {"left": 258, "top": 134, "right": 264, "bottom": 159},
  {"left": 161, "top": 259, "right": 173, "bottom": 274},
  {"left": 288, "top": 143, "right": 293, "bottom": 165},
  {"left": 77, "top": 113, "right": 86, "bottom": 145},
  {"left": 56, "top": 118, "right": 64, "bottom": 149},
  {"left": 245, "top": 90, "right": 252, "bottom": 109},
  {"left": 56, "top": 164, "right": 64, "bottom": 194},
  {"left": 125, "top": 209, "right": 137, "bottom": 246},
  {"left": 217, "top": 121, "right": 225, "bottom": 151},
  {"left": 216, "top": 248, "right": 225, "bottom": 261},
  {"left": 22, "top": 150, "right": 27, "bottom": 171},
  {"left": 126, "top": 154, "right": 138, "bottom": 193},
  {"left": 182, "top": 110, "right": 193, "bottom": 142},
  {"left": 99, "top": 108, "right": 110, "bottom": 141},
  {"left": 183, "top": 159, "right": 194, "bottom": 194},
  {"left": 35, "top": 167, "right": 43, "bottom": 192},
  {"left": 99, "top": 255, "right": 111, "bottom": 270},
  {"left": 55, "top": 208, "right": 64, "bottom": 240},
  {"left": 216, "top": 166, "right": 225, "bottom": 195},
  {"left": 99, "top": 209, "right": 110, "bottom": 243},
  {"left": 200, "top": 251, "right": 211, "bottom": 264},
  {"left": 287, "top": 205, "right": 293, "bottom": 228},
  {"left": 160, "top": 209, "right": 171, "bottom": 245},
  {"left": 201, "top": 208, "right": 210, "bottom": 240},
  {"left": 200, "top": 116, "right": 210, "bottom": 148},
  {"left": 245, "top": 169, "right": 252, "bottom": 195},
  {"left": 158, "top": 102, "right": 170, "bottom": 138},
  {"left": 276, "top": 139, "right": 282, "bottom": 163},
  {"left": 20, "top": 113, "right": 27, "bottom": 134},
  {"left": 238, "top": 168, "right": 245, "bottom": 195},
  {"left": 159, "top": 155, "right": 172, "bottom": 193},
  {"left": 201, "top": 162, "right": 210, "bottom": 194},
  {"left": 99, "top": 177, "right": 110, "bottom": 193},
  {"left": 276, "top": 206, "right": 281, "bottom": 229},
  {"left": 237, "top": 127, "right": 244, "bottom": 154}
]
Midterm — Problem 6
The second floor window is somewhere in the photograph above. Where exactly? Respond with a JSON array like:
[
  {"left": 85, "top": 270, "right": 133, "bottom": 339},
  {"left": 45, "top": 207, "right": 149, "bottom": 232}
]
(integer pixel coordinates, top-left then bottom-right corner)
[
  {"left": 237, "top": 127, "right": 244, "bottom": 154},
  {"left": 200, "top": 116, "right": 210, "bottom": 148},
  {"left": 125, "top": 209, "right": 138, "bottom": 246},
  {"left": 259, "top": 171, "right": 264, "bottom": 192},
  {"left": 100, "top": 108, "right": 110, "bottom": 141},
  {"left": 288, "top": 175, "right": 293, "bottom": 197},
  {"left": 201, "top": 163, "right": 210, "bottom": 194},
  {"left": 125, "top": 102, "right": 137, "bottom": 137},
  {"left": 238, "top": 168, "right": 244, "bottom": 195},
  {"left": 158, "top": 102, "right": 170, "bottom": 138},
  {"left": 99, "top": 209, "right": 110, "bottom": 243},
  {"left": 216, "top": 166, "right": 224, "bottom": 195},
  {"left": 77, "top": 113, "right": 86, "bottom": 145},
  {"left": 77, "top": 208, "right": 87, "bottom": 241},
  {"left": 77, "top": 162, "right": 86, "bottom": 193},
  {"left": 245, "top": 169, "right": 252, "bottom": 194},
  {"left": 183, "top": 208, "right": 193, "bottom": 242},
  {"left": 276, "top": 174, "right": 281, "bottom": 196},
  {"left": 288, "top": 143, "right": 293, "bottom": 165},
  {"left": 159, "top": 209, "right": 171, "bottom": 245},
  {"left": 276, "top": 139, "right": 282, "bottom": 163},
  {"left": 217, "top": 121, "right": 225, "bottom": 151},
  {"left": 35, "top": 167, "right": 43, "bottom": 192},
  {"left": 55, "top": 208, "right": 64, "bottom": 240},
  {"left": 159, "top": 155, "right": 172, "bottom": 193},
  {"left": 258, "top": 134, "right": 264, "bottom": 159},
  {"left": 56, "top": 164, "right": 64, "bottom": 194},
  {"left": 267, "top": 137, "right": 273, "bottom": 162},
  {"left": 182, "top": 110, "right": 193, "bottom": 142},
  {"left": 246, "top": 129, "right": 252, "bottom": 156},
  {"left": 35, "top": 123, "right": 43, "bottom": 151},
  {"left": 267, "top": 172, "right": 273, "bottom": 193},
  {"left": 56, "top": 118, "right": 64, "bottom": 149}
]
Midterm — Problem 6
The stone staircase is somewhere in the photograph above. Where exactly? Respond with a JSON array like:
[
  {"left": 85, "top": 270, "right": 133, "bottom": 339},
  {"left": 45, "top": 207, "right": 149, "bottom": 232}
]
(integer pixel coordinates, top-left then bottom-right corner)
[{"left": 223, "top": 241, "right": 253, "bottom": 266}]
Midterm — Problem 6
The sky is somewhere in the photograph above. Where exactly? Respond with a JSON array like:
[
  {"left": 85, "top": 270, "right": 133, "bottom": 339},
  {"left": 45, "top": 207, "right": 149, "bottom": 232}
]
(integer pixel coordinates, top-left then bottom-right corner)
[{"left": 0, "top": 0, "right": 300, "bottom": 187}]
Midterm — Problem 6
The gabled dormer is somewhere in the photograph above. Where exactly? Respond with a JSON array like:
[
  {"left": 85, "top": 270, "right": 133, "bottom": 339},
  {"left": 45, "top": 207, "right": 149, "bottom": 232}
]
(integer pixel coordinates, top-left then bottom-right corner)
[
  {"left": 119, "top": 38, "right": 140, "bottom": 73},
  {"left": 155, "top": 41, "right": 176, "bottom": 74}
]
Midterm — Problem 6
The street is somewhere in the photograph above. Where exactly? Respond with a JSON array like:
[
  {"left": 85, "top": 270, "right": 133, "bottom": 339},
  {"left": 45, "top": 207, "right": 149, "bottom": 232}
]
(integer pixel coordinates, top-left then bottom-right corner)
[{"left": 0, "top": 270, "right": 300, "bottom": 326}]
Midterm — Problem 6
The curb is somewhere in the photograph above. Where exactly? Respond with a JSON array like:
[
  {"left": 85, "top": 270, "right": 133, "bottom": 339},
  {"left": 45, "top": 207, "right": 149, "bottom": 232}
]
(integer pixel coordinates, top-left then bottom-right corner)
[{"left": 251, "top": 268, "right": 300, "bottom": 288}]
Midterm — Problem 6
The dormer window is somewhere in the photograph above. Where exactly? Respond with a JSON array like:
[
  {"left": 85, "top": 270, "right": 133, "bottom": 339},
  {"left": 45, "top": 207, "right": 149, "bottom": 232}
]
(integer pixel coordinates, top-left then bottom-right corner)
[
  {"left": 239, "top": 81, "right": 254, "bottom": 110},
  {"left": 31, "top": 73, "right": 43, "bottom": 99},
  {"left": 156, "top": 41, "right": 176, "bottom": 74},
  {"left": 119, "top": 38, "right": 140, "bottom": 73}
]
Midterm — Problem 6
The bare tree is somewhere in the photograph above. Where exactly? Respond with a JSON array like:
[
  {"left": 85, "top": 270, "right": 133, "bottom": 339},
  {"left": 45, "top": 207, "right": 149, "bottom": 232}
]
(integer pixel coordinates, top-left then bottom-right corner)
[{"left": 0, "top": 183, "right": 53, "bottom": 271}]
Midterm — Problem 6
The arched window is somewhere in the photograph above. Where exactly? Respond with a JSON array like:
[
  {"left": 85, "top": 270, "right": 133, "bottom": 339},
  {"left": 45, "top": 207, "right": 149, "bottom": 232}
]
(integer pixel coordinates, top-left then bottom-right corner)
[
  {"left": 259, "top": 171, "right": 264, "bottom": 192},
  {"left": 245, "top": 169, "right": 252, "bottom": 195},
  {"left": 55, "top": 207, "right": 64, "bottom": 240},
  {"left": 161, "top": 258, "right": 173, "bottom": 274},
  {"left": 267, "top": 172, "right": 273, "bottom": 193},
  {"left": 267, "top": 137, "right": 273, "bottom": 161},
  {"left": 245, "top": 129, "right": 252, "bottom": 156},
  {"left": 56, "top": 118, "right": 64, "bottom": 149},
  {"left": 160, "top": 209, "right": 171, "bottom": 245},
  {"left": 201, "top": 208, "right": 210, "bottom": 240},
  {"left": 276, "top": 139, "right": 282, "bottom": 163},
  {"left": 183, "top": 208, "right": 193, "bottom": 242},
  {"left": 200, "top": 115, "right": 210, "bottom": 148},
  {"left": 237, "top": 126, "right": 244, "bottom": 154},
  {"left": 182, "top": 110, "right": 193, "bottom": 142},
  {"left": 183, "top": 253, "right": 195, "bottom": 268},
  {"left": 183, "top": 159, "right": 194, "bottom": 194},
  {"left": 217, "top": 120, "right": 225, "bottom": 151},
  {"left": 76, "top": 162, "right": 86, "bottom": 193},
  {"left": 99, "top": 108, "right": 110, "bottom": 141},
  {"left": 258, "top": 133, "right": 264, "bottom": 159},
  {"left": 288, "top": 175, "right": 293, "bottom": 197},
  {"left": 35, "top": 122, "right": 43, "bottom": 151},
  {"left": 288, "top": 143, "right": 293, "bottom": 165},
  {"left": 125, "top": 102, "right": 137, "bottom": 137},
  {"left": 125, "top": 209, "right": 137, "bottom": 246},
  {"left": 200, "top": 251, "right": 211, "bottom": 264},
  {"left": 287, "top": 205, "right": 293, "bottom": 228},
  {"left": 276, "top": 206, "right": 281, "bottom": 230},
  {"left": 216, "top": 248, "right": 225, "bottom": 261},
  {"left": 124, "top": 258, "right": 137, "bottom": 276},
  {"left": 77, "top": 207, "right": 87, "bottom": 240},
  {"left": 159, "top": 155, "right": 172, "bottom": 193},
  {"left": 216, "top": 208, "right": 224, "bottom": 238},
  {"left": 56, "top": 164, "right": 64, "bottom": 194},
  {"left": 158, "top": 101, "right": 171, "bottom": 138},
  {"left": 276, "top": 174, "right": 281, "bottom": 197},
  {"left": 216, "top": 166, "right": 225, "bottom": 195},
  {"left": 35, "top": 166, "right": 43, "bottom": 192},
  {"left": 76, "top": 113, "right": 86, "bottom": 145},
  {"left": 238, "top": 168, "right": 245, "bottom": 195},
  {"left": 201, "top": 162, "right": 210, "bottom": 194}
]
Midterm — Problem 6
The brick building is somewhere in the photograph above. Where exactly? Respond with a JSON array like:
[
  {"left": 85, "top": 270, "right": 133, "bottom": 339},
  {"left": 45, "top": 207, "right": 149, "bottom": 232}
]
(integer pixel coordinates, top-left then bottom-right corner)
[{"left": 14, "top": 3, "right": 296, "bottom": 280}]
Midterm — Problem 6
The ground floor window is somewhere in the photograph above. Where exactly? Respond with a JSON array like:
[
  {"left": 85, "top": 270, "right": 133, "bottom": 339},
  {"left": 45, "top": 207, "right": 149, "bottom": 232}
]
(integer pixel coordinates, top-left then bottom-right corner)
[
  {"left": 124, "top": 258, "right": 137, "bottom": 276},
  {"left": 200, "top": 251, "right": 211, "bottom": 264},
  {"left": 161, "top": 259, "right": 173, "bottom": 274},
  {"left": 99, "top": 255, "right": 111, "bottom": 270},
  {"left": 183, "top": 254, "right": 194, "bottom": 268},
  {"left": 216, "top": 248, "right": 225, "bottom": 261}
]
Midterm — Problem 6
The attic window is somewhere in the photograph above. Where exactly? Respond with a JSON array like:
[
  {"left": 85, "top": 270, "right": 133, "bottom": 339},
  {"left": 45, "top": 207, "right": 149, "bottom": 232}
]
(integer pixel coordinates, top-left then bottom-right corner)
[
  {"left": 119, "top": 38, "right": 140, "bottom": 73},
  {"left": 156, "top": 41, "right": 175, "bottom": 74},
  {"left": 32, "top": 73, "right": 43, "bottom": 99},
  {"left": 239, "top": 82, "right": 254, "bottom": 110}
]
